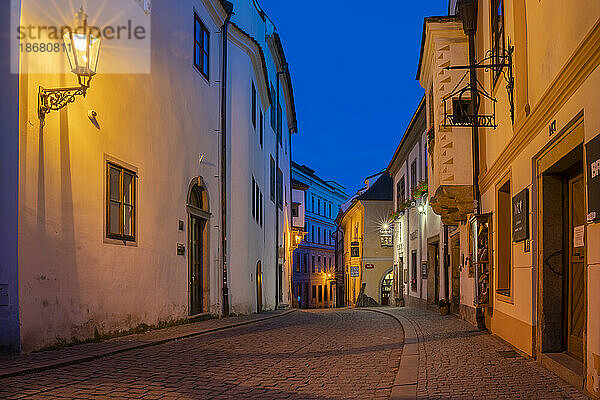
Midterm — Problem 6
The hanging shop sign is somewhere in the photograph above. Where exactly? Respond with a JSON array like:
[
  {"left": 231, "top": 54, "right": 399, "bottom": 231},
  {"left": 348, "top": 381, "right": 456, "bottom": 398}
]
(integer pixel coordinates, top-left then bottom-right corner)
[
  {"left": 350, "top": 266, "right": 360, "bottom": 277},
  {"left": 587, "top": 134, "right": 600, "bottom": 223},
  {"left": 350, "top": 241, "right": 360, "bottom": 257},
  {"left": 512, "top": 188, "right": 529, "bottom": 242}
]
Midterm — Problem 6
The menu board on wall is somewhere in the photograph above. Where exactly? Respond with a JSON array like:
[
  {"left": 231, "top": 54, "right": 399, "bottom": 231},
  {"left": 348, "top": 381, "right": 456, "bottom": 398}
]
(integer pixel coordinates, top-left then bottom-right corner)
[
  {"left": 350, "top": 242, "right": 360, "bottom": 257},
  {"left": 512, "top": 188, "right": 529, "bottom": 242},
  {"left": 587, "top": 135, "right": 600, "bottom": 223}
]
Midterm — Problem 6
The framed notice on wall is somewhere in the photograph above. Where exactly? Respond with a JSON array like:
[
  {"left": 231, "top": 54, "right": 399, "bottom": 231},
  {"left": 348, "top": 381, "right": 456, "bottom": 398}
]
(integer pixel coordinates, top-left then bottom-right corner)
[
  {"left": 587, "top": 135, "right": 600, "bottom": 223},
  {"left": 512, "top": 188, "right": 529, "bottom": 242},
  {"left": 350, "top": 241, "right": 360, "bottom": 257}
]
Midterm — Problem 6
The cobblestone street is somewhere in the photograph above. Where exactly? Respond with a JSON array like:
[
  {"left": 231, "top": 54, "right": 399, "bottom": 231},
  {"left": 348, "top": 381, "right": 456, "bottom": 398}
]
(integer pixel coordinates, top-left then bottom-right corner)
[
  {"left": 0, "top": 310, "right": 402, "bottom": 400},
  {"left": 0, "top": 308, "right": 591, "bottom": 399}
]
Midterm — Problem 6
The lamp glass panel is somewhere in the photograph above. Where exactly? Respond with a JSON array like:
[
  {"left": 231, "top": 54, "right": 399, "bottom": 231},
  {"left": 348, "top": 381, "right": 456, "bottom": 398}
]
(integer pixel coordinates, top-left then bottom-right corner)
[
  {"left": 88, "top": 34, "right": 101, "bottom": 73},
  {"left": 72, "top": 33, "right": 89, "bottom": 69},
  {"left": 62, "top": 32, "right": 76, "bottom": 70}
]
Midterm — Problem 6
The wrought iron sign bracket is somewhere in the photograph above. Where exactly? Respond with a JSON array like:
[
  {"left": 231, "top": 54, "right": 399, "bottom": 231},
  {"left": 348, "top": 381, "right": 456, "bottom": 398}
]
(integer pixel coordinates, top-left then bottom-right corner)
[
  {"left": 443, "top": 43, "right": 515, "bottom": 126},
  {"left": 38, "top": 85, "right": 88, "bottom": 126}
]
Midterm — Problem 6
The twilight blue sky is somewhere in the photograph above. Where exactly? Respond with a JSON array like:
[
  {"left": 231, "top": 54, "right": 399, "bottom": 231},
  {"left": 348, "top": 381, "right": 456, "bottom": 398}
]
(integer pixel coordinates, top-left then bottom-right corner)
[{"left": 260, "top": 0, "right": 449, "bottom": 196}]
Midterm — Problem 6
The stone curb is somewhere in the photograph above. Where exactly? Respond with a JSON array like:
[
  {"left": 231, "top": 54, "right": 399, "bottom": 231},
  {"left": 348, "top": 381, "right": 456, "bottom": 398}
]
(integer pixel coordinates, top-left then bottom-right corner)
[
  {"left": 361, "top": 308, "right": 419, "bottom": 400},
  {"left": 0, "top": 309, "right": 296, "bottom": 379}
]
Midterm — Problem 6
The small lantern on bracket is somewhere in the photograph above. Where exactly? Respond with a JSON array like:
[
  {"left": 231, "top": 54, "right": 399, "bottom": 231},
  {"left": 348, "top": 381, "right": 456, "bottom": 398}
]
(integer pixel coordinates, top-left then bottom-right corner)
[{"left": 38, "top": 7, "right": 102, "bottom": 124}]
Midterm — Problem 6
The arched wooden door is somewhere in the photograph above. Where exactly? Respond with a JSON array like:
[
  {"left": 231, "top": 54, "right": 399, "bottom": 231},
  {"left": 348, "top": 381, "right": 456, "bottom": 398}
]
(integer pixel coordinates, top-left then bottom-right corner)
[
  {"left": 381, "top": 270, "right": 393, "bottom": 306},
  {"left": 256, "top": 261, "right": 263, "bottom": 313},
  {"left": 188, "top": 180, "right": 210, "bottom": 316}
]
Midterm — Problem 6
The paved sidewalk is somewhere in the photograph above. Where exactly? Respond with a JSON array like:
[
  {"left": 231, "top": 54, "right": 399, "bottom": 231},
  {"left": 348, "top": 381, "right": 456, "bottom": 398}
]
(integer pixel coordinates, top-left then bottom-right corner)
[
  {"left": 379, "top": 307, "right": 589, "bottom": 400},
  {"left": 0, "top": 309, "right": 294, "bottom": 379}
]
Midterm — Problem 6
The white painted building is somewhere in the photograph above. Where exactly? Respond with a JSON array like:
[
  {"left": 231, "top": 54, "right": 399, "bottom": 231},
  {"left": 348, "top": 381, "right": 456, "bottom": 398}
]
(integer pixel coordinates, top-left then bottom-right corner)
[
  {"left": 387, "top": 98, "right": 446, "bottom": 309},
  {"left": 0, "top": 0, "right": 297, "bottom": 352}
]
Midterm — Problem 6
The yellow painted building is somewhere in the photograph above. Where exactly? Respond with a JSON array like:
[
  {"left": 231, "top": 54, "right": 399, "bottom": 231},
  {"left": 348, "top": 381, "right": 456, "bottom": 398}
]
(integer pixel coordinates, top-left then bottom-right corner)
[
  {"left": 419, "top": 0, "right": 600, "bottom": 396},
  {"left": 338, "top": 173, "right": 394, "bottom": 306}
]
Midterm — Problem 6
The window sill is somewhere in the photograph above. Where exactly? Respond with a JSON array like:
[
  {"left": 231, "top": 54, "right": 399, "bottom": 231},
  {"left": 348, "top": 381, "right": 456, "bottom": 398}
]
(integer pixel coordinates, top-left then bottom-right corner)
[
  {"left": 104, "top": 235, "right": 138, "bottom": 247},
  {"left": 495, "top": 290, "right": 513, "bottom": 304},
  {"left": 193, "top": 65, "right": 210, "bottom": 85}
]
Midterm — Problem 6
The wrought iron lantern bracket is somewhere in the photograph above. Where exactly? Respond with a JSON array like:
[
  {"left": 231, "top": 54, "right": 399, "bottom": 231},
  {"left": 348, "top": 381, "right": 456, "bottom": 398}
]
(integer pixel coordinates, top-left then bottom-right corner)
[
  {"left": 38, "top": 85, "right": 88, "bottom": 124},
  {"left": 442, "top": 43, "right": 515, "bottom": 127},
  {"left": 37, "top": 7, "right": 100, "bottom": 127}
]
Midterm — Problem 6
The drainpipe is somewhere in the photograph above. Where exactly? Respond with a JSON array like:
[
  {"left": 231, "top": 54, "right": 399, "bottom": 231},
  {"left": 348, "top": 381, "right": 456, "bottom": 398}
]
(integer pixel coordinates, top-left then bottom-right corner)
[
  {"left": 458, "top": 0, "right": 485, "bottom": 329},
  {"left": 405, "top": 161, "right": 410, "bottom": 299},
  {"left": 220, "top": 1, "right": 233, "bottom": 318},
  {"left": 443, "top": 225, "right": 450, "bottom": 301}
]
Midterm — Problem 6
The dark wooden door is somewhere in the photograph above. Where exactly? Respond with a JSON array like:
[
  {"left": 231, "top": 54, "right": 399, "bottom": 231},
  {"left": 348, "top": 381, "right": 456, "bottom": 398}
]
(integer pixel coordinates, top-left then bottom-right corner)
[
  {"left": 567, "top": 174, "right": 585, "bottom": 360},
  {"left": 189, "top": 215, "right": 205, "bottom": 315},
  {"left": 451, "top": 236, "right": 461, "bottom": 315}
]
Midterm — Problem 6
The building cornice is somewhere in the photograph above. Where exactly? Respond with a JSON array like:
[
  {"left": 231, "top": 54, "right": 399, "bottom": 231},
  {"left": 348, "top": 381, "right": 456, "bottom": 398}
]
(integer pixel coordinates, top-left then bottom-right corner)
[
  {"left": 292, "top": 162, "right": 349, "bottom": 198},
  {"left": 228, "top": 22, "right": 272, "bottom": 109},
  {"left": 202, "top": 0, "right": 229, "bottom": 26},
  {"left": 267, "top": 33, "right": 298, "bottom": 134},
  {"left": 416, "top": 16, "right": 463, "bottom": 82},
  {"left": 479, "top": 18, "right": 600, "bottom": 192}
]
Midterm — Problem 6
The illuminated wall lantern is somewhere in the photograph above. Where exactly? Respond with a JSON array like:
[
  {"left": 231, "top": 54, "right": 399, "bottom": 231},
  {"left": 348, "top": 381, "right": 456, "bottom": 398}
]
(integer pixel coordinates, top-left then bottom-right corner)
[
  {"left": 38, "top": 7, "right": 102, "bottom": 123},
  {"left": 417, "top": 195, "right": 427, "bottom": 214}
]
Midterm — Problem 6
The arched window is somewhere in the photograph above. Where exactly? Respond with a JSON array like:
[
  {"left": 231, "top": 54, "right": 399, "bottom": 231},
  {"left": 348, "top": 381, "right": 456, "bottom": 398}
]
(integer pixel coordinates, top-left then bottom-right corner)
[
  {"left": 189, "top": 184, "right": 208, "bottom": 211},
  {"left": 187, "top": 177, "right": 210, "bottom": 218}
]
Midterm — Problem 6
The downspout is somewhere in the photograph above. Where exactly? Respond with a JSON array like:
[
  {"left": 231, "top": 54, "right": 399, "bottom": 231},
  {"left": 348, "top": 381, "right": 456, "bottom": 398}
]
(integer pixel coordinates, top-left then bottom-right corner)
[
  {"left": 443, "top": 225, "right": 450, "bottom": 301},
  {"left": 275, "top": 73, "right": 280, "bottom": 309},
  {"left": 220, "top": 1, "right": 233, "bottom": 318},
  {"left": 288, "top": 132, "right": 293, "bottom": 307},
  {"left": 405, "top": 161, "right": 410, "bottom": 299},
  {"left": 274, "top": 63, "right": 290, "bottom": 309}
]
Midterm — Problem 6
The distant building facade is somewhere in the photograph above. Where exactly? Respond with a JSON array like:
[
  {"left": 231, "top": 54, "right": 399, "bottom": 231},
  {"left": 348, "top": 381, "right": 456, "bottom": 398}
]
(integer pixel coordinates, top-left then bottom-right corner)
[
  {"left": 387, "top": 98, "right": 445, "bottom": 310},
  {"left": 291, "top": 163, "right": 348, "bottom": 309},
  {"left": 337, "top": 173, "right": 394, "bottom": 306}
]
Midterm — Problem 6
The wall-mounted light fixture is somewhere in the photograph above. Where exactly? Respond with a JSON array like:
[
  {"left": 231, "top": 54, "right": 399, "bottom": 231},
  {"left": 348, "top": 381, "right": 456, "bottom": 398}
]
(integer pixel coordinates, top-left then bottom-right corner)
[
  {"left": 417, "top": 194, "right": 427, "bottom": 215},
  {"left": 38, "top": 7, "right": 102, "bottom": 124}
]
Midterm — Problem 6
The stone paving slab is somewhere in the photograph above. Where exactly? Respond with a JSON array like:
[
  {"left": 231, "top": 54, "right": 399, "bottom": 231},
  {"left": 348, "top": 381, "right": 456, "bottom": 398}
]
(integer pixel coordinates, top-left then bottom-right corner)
[
  {"left": 378, "top": 306, "right": 590, "bottom": 400},
  {"left": 0, "top": 309, "right": 295, "bottom": 379}
]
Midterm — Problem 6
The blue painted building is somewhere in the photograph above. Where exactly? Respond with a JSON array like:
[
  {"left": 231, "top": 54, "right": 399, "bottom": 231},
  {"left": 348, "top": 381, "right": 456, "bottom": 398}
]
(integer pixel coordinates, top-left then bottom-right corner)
[{"left": 291, "top": 163, "right": 348, "bottom": 308}]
